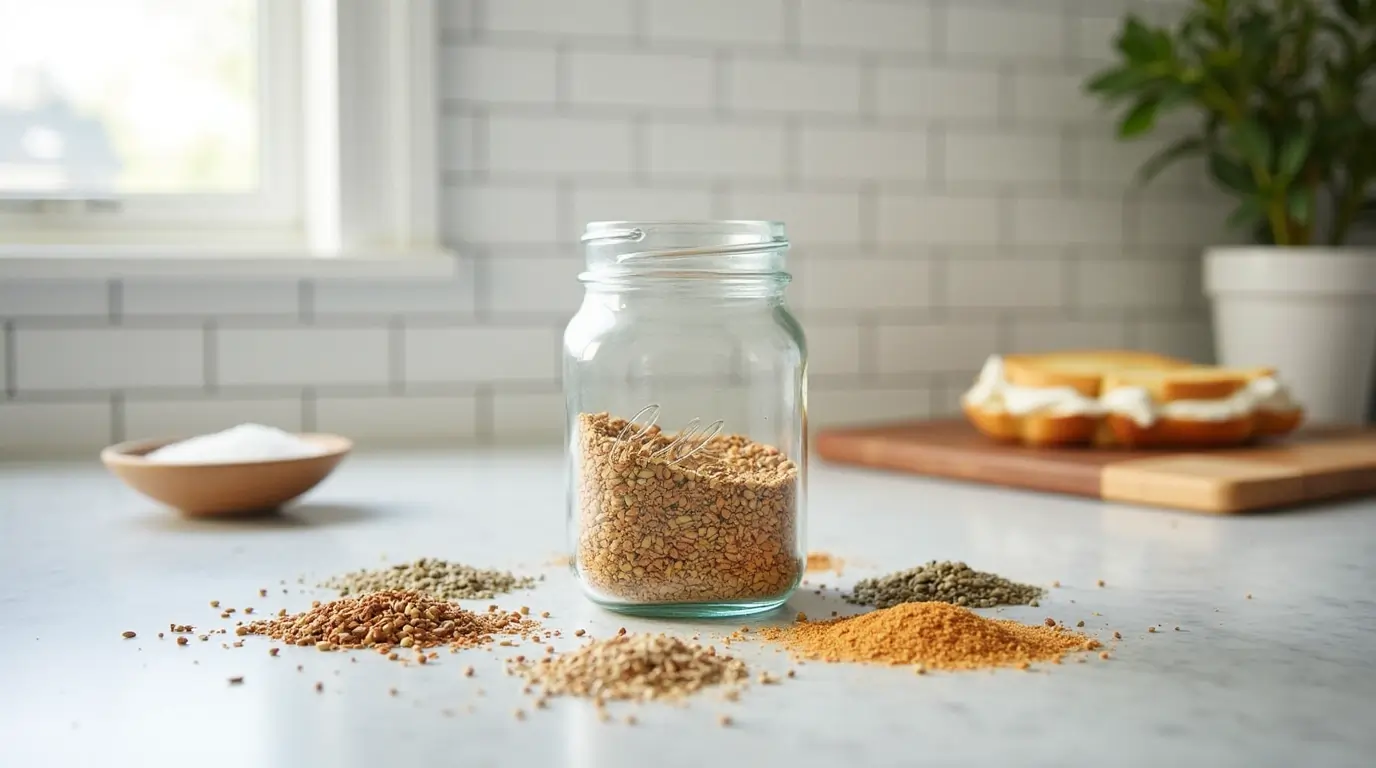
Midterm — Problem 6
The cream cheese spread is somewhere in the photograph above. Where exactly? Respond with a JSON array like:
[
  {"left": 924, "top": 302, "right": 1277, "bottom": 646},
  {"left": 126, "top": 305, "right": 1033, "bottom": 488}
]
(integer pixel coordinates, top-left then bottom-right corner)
[
  {"left": 963, "top": 355, "right": 1299, "bottom": 427},
  {"left": 1101, "top": 376, "right": 1299, "bottom": 428},
  {"left": 962, "top": 356, "right": 1104, "bottom": 417}
]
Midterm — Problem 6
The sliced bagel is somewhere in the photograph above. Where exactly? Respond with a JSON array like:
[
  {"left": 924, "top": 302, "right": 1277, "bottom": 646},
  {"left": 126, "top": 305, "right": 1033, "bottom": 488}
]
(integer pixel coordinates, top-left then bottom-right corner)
[
  {"left": 1002, "top": 350, "right": 1192, "bottom": 397},
  {"left": 1100, "top": 366, "right": 1263, "bottom": 448},
  {"left": 963, "top": 402, "right": 1099, "bottom": 447}
]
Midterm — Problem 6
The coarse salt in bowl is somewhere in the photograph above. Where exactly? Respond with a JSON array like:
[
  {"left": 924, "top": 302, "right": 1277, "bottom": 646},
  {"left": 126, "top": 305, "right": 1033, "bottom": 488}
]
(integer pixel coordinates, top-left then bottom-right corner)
[{"left": 101, "top": 423, "right": 352, "bottom": 516}]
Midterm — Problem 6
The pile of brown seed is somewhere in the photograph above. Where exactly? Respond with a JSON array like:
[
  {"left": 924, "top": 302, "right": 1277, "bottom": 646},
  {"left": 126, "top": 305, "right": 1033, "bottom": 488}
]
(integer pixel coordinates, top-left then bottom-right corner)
[
  {"left": 846, "top": 561, "right": 1044, "bottom": 609},
  {"left": 244, "top": 590, "right": 539, "bottom": 655},
  {"left": 575, "top": 412, "right": 801, "bottom": 604},
  {"left": 508, "top": 633, "right": 749, "bottom": 703},
  {"left": 320, "top": 558, "right": 535, "bottom": 601}
]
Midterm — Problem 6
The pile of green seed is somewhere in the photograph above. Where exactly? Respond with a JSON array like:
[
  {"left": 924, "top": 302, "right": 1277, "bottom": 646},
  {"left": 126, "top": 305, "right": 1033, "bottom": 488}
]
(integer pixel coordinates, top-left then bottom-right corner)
[
  {"left": 321, "top": 558, "right": 536, "bottom": 601},
  {"left": 845, "top": 561, "right": 1044, "bottom": 609}
]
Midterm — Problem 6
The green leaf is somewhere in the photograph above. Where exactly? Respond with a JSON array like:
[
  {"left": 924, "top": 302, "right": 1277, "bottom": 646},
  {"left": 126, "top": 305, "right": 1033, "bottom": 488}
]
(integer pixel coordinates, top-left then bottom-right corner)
[
  {"left": 1117, "top": 16, "right": 1160, "bottom": 63},
  {"left": 1209, "top": 151, "right": 1256, "bottom": 193},
  {"left": 1118, "top": 98, "right": 1161, "bottom": 138},
  {"left": 1155, "top": 81, "right": 1195, "bottom": 115},
  {"left": 1287, "top": 187, "right": 1314, "bottom": 225},
  {"left": 1226, "top": 197, "right": 1266, "bottom": 230},
  {"left": 1229, "top": 120, "right": 1273, "bottom": 169},
  {"left": 1084, "top": 66, "right": 1150, "bottom": 97},
  {"left": 1136, "top": 137, "right": 1205, "bottom": 185},
  {"left": 1276, "top": 130, "right": 1313, "bottom": 180}
]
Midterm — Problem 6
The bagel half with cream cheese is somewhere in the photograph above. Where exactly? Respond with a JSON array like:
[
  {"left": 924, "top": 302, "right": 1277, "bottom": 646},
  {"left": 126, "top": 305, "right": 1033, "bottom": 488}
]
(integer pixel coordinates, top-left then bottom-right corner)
[
  {"left": 961, "top": 351, "right": 1304, "bottom": 448},
  {"left": 1100, "top": 366, "right": 1303, "bottom": 447},
  {"left": 961, "top": 350, "right": 1192, "bottom": 447}
]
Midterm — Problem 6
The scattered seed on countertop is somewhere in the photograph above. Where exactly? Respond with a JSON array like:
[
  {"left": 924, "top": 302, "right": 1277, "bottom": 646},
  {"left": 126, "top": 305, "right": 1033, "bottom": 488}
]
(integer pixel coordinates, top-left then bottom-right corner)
[
  {"left": 847, "top": 561, "right": 1044, "bottom": 609},
  {"left": 321, "top": 558, "right": 535, "bottom": 601},
  {"left": 228, "top": 676, "right": 244, "bottom": 685},
  {"left": 121, "top": 631, "right": 136, "bottom": 639}
]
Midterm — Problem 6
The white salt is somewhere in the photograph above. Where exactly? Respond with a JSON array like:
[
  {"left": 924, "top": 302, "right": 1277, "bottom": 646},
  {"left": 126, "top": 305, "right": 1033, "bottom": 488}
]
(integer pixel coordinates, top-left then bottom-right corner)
[{"left": 143, "top": 423, "right": 326, "bottom": 465}]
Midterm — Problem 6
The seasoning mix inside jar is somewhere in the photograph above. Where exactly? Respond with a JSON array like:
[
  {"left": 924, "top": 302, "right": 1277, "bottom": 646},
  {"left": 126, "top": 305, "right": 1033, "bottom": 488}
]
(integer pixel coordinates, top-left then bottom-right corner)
[{"left": 562, "top": 221, "right": 807, "bottom": 617}]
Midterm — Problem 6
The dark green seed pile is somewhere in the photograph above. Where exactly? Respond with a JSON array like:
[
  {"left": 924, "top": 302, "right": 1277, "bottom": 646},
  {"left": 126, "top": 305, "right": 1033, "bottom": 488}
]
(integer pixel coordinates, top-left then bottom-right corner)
[
  {"left": 321, "top": 558, "right": 536, "bottom": 601},
  {"left": 845, "top": 561, "right": 1044, "bottom": 609}
]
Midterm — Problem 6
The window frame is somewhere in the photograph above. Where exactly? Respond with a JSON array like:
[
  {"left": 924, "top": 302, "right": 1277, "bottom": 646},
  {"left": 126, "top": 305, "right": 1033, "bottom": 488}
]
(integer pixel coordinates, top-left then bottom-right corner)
[{"left": 0, "top": 0, "right": 452, "bottom": 279}]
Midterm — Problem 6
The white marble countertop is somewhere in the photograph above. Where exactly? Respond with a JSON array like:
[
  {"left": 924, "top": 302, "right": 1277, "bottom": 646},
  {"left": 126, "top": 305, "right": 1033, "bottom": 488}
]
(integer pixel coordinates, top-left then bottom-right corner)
[{"left": 1, "top": 448, "right": 1374, "bottom": 768}]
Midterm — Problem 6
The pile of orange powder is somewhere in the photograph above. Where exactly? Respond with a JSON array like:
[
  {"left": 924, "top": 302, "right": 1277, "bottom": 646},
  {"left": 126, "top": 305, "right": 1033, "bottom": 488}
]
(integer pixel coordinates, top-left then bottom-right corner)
[{"left": 762, "top": 602, "right": 1102, "bottom": 670}]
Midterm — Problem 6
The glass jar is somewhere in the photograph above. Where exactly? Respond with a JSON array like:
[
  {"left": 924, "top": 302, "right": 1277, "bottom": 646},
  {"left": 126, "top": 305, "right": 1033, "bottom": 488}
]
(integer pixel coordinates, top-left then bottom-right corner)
[{"left": 562, "top": 221, "right": 807, "bottom": 618}]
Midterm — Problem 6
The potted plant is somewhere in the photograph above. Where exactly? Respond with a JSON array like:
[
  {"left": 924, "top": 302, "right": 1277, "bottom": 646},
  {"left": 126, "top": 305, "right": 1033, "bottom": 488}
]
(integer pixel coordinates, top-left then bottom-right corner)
[{"left": 1085, "top": 0, "right": 1376, "bottom": 425}]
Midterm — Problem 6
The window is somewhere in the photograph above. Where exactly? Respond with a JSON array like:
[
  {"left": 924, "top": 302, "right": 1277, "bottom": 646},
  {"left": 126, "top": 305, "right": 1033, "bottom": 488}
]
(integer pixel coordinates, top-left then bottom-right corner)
[{"left": 0, "top": 0, "right": 449, "bottom": 277}]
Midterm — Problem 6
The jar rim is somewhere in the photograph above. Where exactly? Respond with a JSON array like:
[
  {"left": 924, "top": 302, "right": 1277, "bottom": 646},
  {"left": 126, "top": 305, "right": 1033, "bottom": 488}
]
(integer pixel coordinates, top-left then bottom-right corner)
[{"left": 581, "top": 220, "right": 786, "bottom": 244}]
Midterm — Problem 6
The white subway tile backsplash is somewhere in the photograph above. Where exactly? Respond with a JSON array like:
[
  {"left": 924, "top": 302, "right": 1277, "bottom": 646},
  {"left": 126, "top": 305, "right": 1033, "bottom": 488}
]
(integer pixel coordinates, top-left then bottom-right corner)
[
  {"left": 1074, "top": 259, "right": 1188, "bottom": 308},
  {"left": 799, "top": 126, "right": 927, "bottom": 182},
  {"left": 1013, "top": 71, "right": 1107, "bottom": 124},
  {"left": 442, "top": 45, "right": 557, "bottom": 104},
  {"left": 405, "top": 327, "right": 557, "bottom": 383},
  {"left": 484, "top": 256, "right": 584, "bottom": 316},
  {"left": 1009, "top": 319, "right": 1129, "bottom": 353},
  {"left": 877, "top": 194, "right": 1002, "bottom": 245},
  {"left": 445, "top": 185, "right": 559, "bottom": 244},
  {"left": 946, "top": 6, "right": 1064, "bottom": 59},
  {"left": 945, "top": 132, "right": 1061, "bottom": 185},
  {"left": 121, "top": 281, "right": 298, "bottom": 317},
  {"left": 802, "top": 259, "right": 932, "bottom": 311},
  {"left": 1134, "top": 318, "right": 1214, "bottom": 363},
  {"left": 485, "top": 0, "right": 634, "bottom": 37},
  {"left": 0, "top": 330, "right": 6, "bottom": 389},
  {"left": 1078, "top": 135, "right": 1202, "bottom": 189},
  {"left": 442, "top": 114, "right": 480, "bottom": 173},
  {"left": 802, "top": 324, "right": 862, "bottom": 376},
  {"left": 567, "top": 51, "right": 713, "bottom": 109},
  {"left": 0, "top": 402, "right": 111, "bottom": 456},
  {"left": 492, "top": 391, "right": 566, "bottom": 438},
  {"left": 946, "top": 258, "right": 1064, "bottom": 308},
  {"left": 798, "top": 0, "right": 930, "bottom": 53},
  {"left": 313, "top": 263, "right": 476, "bottom": 317},
  {"left": 315, "top": 396, "right": 479, "bottom": 445},
  {"left": 727, "top": 189, "right": 862, "bottom": 244},
  {"left": 0, "top": 1, "right": 1236, "bottom": 450},
  {"left": 647, "top": 123, "right": 788, "bottom": 179},
  {"left": 217, "top": 327, "right": 389, "bottom": 386},
  {"left": 1014, "top": 198, "right": 1123, "bottom": 245},
  {"left": 1072, "top": 14, "right": 1122, "bottom": 61},
  {"left": 0, "top": 280, "right": 107, "bottom": 317},
  {"left": 874, "top": 66, "right": 1001, "bottom": 121},
  {"left": 488, "top": 115, "right": 635, "bottom": 176},
  {"left": 15, "top": 328, "right": 203, "bottom": 391},
  {"left": 875, "top": 322, "right": 1000, "bottom": 374},
  {"left": 124, "top": 398, "right": 303, "bottom": 440},
  {"left": 808, "top": 386, "right": 932, "bottom": 428},
  {"left": 568, "top": 187, "right": 716, "bottom": 240},
  {"left": 728, "top": 58, "right": 861, "bottom": 115},
  {"left": 647, "top": 0, "right": 786, "bottom": 46},
  {"left": 1137, "top": 200, "right": 1236, "bottom": 246}
]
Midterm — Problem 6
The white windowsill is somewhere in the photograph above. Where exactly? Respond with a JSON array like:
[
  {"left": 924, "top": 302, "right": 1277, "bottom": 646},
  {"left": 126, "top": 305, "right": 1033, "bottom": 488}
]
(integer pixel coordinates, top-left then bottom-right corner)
[{"left": 0, "top": 245, "right": 458, "bottom": 280}]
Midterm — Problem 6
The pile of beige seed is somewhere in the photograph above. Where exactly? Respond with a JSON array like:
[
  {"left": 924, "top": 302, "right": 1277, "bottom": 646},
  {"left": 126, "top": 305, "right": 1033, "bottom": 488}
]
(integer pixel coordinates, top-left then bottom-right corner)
[
  {"left": 575, "top": 412, "right": 801, "bottom": 604},
  {"left": 508, "top": 632, "right": 749, "bottom": 705},
  {"left": 243, "top": 589, "right": 539, "bottom": 657},
  {"left": 321, "top": 558, "right": 535, "bottom": 601}
]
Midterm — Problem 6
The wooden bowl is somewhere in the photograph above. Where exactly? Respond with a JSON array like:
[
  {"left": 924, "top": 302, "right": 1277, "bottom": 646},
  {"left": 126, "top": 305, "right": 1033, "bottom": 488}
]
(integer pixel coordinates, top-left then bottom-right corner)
[{"left": 100, "top": 434, "right": 352, "bottom": 516}]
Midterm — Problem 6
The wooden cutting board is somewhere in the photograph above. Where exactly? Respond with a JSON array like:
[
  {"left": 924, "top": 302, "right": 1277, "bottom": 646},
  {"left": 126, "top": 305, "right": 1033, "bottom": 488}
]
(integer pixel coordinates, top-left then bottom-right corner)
[{"left": 814, "top": 419, "right": 1376, "bottom": 513}]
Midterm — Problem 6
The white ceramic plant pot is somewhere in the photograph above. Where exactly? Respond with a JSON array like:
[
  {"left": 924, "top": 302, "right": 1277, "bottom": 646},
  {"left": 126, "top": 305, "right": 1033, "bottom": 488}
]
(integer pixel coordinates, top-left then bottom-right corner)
[{"left": 1205, "top": 247, "right": 1376, "bottom": 426}]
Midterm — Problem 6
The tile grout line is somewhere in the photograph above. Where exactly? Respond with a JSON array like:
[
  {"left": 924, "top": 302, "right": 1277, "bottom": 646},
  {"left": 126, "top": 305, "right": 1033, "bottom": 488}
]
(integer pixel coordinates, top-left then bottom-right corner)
[{"left": 783, "top": 0, "right": 800, "bottom": 52}]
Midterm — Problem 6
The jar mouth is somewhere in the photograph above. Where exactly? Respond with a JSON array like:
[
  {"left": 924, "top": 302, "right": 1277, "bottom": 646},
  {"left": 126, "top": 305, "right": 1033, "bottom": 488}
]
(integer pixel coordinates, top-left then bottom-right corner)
[{"left": 581, "top": 220, "right": 789, "bottom": 281}]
